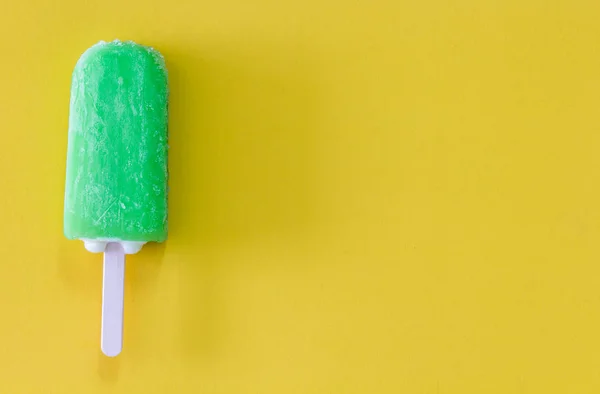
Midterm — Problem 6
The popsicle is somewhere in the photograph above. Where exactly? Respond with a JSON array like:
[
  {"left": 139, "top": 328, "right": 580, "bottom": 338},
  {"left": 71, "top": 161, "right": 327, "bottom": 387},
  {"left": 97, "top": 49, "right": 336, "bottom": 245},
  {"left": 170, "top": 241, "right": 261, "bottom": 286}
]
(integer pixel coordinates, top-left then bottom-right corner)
[{"left": 64, "top": 40, "right": 169, "bottom": 356}]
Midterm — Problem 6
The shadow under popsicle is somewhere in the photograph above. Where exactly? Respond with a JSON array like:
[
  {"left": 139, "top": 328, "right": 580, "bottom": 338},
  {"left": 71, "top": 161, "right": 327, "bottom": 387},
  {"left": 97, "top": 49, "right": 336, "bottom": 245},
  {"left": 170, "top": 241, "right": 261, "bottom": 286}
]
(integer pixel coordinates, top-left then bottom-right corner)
[
  {"left": 165, "top": 38, "right": 321, "bottom": 359},
  {"left": 97, "top": 351, "right": 120, "bottom": 383},
  {"left": 120, "top": 241, "right": 166, "bottom": 360}
]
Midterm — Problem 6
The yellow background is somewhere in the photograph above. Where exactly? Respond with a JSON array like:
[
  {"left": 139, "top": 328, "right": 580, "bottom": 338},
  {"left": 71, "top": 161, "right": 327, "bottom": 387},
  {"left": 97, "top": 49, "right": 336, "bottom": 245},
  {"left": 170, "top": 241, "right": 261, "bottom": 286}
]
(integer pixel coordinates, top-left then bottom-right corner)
[{"left": 1, "top": 0, "right": 600, "bottom": 392}]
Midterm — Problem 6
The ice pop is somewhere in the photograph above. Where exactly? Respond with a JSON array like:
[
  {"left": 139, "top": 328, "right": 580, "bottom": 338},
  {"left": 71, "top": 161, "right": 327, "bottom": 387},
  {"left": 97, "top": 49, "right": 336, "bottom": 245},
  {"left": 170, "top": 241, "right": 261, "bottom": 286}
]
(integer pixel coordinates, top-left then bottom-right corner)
[{"left": 64, "top": 40, "right": 168, "bottom": 356}]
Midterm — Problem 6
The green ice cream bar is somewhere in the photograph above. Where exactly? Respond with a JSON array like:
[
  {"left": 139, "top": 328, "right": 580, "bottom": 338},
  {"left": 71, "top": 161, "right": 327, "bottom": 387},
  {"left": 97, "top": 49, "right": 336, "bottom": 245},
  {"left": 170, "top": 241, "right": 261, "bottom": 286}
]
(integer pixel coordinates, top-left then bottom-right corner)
[{"left": 64, "top": 40, "right": 168, "bottom": 254}]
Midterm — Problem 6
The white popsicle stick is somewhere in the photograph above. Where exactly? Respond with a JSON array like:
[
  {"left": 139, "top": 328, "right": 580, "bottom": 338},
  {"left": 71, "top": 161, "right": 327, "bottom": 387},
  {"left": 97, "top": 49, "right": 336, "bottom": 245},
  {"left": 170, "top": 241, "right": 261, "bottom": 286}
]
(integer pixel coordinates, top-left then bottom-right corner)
[{"left": 101, "top": 243, "right": 126, "bottom": 357}]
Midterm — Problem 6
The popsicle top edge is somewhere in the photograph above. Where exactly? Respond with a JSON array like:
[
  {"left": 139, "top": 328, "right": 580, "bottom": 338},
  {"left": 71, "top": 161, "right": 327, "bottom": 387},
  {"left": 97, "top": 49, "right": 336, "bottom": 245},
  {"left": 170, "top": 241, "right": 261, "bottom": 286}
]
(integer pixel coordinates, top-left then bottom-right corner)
[{"left": 74, "top": 39, "right": 167, "bottom": 76}]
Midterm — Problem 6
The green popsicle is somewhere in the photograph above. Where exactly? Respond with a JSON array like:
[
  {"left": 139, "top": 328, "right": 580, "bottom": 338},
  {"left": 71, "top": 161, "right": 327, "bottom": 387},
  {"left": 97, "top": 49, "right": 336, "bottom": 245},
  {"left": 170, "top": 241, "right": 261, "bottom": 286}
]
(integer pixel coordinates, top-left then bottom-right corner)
[{"left": 64, "top": 40, "right": 168, "bottom": 254}]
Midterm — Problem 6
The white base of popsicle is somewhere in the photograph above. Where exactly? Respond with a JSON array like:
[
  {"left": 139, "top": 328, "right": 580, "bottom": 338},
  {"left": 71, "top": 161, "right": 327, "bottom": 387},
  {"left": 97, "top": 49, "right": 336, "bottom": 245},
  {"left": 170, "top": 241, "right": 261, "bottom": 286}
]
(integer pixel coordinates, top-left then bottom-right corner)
[
  {"left": 82, "top": 239, "right": 145, "bottom": 254},
  {"left": 101, "top": 243, "right": 126, "bottom": 357}
]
